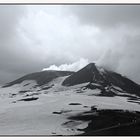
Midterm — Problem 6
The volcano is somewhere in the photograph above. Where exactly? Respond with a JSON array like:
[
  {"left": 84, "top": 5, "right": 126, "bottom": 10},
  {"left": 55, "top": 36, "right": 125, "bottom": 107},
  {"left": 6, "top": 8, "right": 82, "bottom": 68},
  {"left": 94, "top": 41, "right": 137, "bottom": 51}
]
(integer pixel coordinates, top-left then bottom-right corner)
[
  {"left": 62, "top": 63, "right": 140, "bottom": 96},
  {"left": 1, "top": 63, "right": 140, "bottom": 136}
]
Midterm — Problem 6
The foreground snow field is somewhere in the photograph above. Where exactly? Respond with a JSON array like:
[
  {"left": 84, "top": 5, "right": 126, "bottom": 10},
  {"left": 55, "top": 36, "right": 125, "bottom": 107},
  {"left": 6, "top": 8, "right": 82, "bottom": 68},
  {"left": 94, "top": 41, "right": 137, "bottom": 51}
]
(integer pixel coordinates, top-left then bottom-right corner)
[{"left": 0, "top": 76, "right": 140, "bottom": 135}]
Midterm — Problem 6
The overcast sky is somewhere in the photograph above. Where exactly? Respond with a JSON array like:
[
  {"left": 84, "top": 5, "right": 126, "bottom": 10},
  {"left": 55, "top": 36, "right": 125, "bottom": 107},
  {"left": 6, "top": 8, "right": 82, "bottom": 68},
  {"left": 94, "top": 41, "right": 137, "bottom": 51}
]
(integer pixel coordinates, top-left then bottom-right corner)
[{"left": 0, "top": 5, "right": 140, "bottom": 84}]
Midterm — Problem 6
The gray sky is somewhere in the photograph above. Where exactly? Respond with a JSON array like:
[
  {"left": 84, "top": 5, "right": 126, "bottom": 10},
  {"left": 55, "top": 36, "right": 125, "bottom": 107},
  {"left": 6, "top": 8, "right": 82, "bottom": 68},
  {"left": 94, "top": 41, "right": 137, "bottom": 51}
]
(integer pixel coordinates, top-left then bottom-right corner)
[{"left": 0, "top": 5, "right": 140, "bottom": 84}]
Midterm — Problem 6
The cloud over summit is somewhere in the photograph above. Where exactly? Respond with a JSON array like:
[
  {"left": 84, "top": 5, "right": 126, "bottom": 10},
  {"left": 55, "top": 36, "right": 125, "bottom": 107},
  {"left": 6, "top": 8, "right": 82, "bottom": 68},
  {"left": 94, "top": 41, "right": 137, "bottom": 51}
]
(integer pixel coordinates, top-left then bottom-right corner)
[{"left": 42, "top": 58, "right": 89, "bottom": 72}]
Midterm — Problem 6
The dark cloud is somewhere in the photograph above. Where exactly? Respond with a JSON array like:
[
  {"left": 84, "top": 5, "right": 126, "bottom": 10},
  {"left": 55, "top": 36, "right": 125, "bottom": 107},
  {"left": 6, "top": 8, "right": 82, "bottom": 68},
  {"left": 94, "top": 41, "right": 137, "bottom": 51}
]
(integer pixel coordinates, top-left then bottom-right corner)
[
  {"left": 66, "top": 5, "right": 140, "bottom": 28},
  {"left": 65, "top": 5, "right": 140, "bottom": 83},
  {"left": 0, "top": 6, "right": 70, "bottom": 84},
  {"left": 0, "top": 6, "right": 25, "bottom": 41},
  {"left": 1, "top": 5, "right": 140, "bottom": 84}
]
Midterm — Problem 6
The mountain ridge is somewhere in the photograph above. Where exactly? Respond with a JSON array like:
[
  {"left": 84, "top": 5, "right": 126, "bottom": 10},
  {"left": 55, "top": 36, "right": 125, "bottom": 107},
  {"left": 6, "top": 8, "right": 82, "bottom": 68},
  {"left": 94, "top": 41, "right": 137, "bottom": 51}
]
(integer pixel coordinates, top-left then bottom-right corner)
[
  {"left": 2, "top": 63, "right": 140, "bottom": 96},
  {"left": 3, "top": 70, "right": 74, "bottom": 88},
  {"left": 62, "top": 63, "right": 140, "bottom": 96}
]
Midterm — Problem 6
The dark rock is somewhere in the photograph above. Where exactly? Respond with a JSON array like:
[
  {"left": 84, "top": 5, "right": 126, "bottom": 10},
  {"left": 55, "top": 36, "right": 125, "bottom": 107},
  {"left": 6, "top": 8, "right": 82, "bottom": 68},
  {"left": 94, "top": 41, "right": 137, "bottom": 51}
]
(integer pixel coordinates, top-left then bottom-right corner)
[
  {"left": 19, "top": 90, "right": 30, "bottom": 93},
  {"left": 83, "top": 106, "right": 89, "bottom": 108},
  {"left": 69, "top": 103, "right": 82, "bottom": 105},
  {"left": 52, "top": 111, "right": 62, "bottom": 114},
  {"left": 91, "top": 106, "right": 97, "bottom": 111},
  {"left": 18, "top": 97, "right": 38, "bottom": 102}
]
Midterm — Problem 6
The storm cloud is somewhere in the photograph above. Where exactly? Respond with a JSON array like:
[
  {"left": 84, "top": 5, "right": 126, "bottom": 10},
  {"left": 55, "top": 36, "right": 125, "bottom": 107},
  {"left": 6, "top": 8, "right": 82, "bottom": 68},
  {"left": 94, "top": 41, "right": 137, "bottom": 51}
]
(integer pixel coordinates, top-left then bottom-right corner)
[
  {"left": 66, "top": 5, "right": 140, "bottom": 27},
  {"left": 0, "top": 5, "right": 140, "bottom": 84}
]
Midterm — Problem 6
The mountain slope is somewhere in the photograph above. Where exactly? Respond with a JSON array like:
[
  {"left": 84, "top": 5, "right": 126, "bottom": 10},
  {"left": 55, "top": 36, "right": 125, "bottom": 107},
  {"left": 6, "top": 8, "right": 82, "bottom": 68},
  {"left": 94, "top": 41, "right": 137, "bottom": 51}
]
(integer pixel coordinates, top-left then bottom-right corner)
[
  {"left": 62, "top": 63, "right": 140, "bottom": 96},
  {"left": 1, "top": 63, "right": 140, "bottom": 135},
  {"left": 3, "top": 70, "right": 74, "bottom": 87},
  {"left": 62, "top": 63, "right": 102, "bottom": 86}
]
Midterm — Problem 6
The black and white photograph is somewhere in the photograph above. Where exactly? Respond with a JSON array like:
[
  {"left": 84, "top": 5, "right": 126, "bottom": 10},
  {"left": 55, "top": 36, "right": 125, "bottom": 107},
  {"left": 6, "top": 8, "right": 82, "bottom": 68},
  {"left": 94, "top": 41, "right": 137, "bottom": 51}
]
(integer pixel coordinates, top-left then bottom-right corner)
[{"left": 0, "top": 3, "right": 140, "bottom": 136}]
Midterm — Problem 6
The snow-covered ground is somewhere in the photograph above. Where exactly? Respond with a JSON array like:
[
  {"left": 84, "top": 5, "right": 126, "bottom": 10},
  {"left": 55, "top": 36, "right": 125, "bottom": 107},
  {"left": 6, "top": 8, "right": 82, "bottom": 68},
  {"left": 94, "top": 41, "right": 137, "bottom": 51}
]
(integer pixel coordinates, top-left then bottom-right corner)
[{"left": 0, "top": 76, "right": 140, "bottom": 135}]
